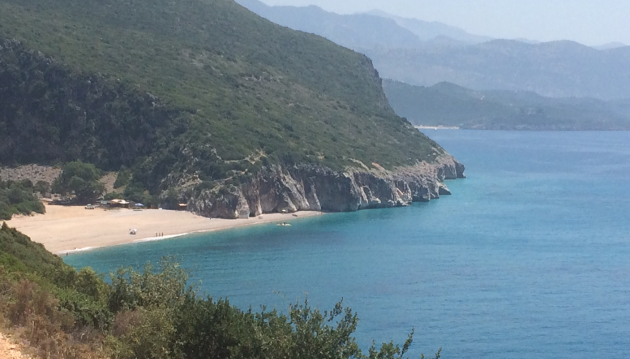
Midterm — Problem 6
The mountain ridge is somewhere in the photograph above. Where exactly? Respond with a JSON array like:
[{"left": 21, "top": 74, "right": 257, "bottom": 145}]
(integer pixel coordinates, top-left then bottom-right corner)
[
  {"left": 236, "top": 0, "right": 489, "bottom": 50},
  {"left": 364, "top": 9, "right": 491, "bottom": 44},
  {"left": 235, "top": 0, "right": 426, "bottom": 49}
]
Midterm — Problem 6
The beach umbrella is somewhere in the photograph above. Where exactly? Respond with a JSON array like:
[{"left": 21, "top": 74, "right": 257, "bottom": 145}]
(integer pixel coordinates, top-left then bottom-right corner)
[{"left": 135, "top": 203, "right": 144, "bottom": 207}]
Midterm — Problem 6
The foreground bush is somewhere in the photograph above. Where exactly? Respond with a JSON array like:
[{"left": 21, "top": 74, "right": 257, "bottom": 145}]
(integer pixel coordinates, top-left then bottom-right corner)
[{"left": 0, "top": 224, "right": 441, "bottom": 358}]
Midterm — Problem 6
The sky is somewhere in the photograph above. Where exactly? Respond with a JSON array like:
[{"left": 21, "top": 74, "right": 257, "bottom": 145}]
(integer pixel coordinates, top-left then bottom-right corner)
[{"left": 259, "top": 0, "right": 630, "bottom": 46}]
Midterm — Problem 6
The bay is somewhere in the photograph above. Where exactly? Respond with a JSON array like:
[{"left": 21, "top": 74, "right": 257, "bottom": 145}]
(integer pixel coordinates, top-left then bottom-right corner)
[{"left": 65, "top": 130, "right": 630, "bottom": 358}]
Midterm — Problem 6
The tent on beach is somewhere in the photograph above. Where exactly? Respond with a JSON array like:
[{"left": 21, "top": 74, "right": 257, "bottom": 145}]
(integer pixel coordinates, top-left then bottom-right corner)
[{"left": 110, "top": 199, "right": 130, "bottom": 208}]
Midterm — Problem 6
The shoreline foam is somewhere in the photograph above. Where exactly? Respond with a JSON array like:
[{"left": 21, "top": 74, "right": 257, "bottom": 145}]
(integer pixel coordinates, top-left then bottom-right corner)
[
  {"left": 57, "top": 246, "right": 97, "bottom": 255},
  {"left": 133, "top": 233, "right": 190, "bottom": 244}
]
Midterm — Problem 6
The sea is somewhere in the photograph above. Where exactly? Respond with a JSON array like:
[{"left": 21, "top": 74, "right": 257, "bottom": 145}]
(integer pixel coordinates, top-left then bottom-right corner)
[{"left": 65, "top": 130, "right": 630, "bottom": 358}]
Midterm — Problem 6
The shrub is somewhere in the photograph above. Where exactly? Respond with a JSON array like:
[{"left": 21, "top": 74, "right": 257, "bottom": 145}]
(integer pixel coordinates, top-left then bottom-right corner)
[
  {"left": 0, "top": 202, "right": 12, "bottom": 220},
  {"left": 34, "top": 180, "right": 51, "bottom": 196},
  {"left": 0, "top": 182, "right": 45, "bottom": 219},
  {"left": 53, "top": 161, "right": 105, "bottom": 204}
]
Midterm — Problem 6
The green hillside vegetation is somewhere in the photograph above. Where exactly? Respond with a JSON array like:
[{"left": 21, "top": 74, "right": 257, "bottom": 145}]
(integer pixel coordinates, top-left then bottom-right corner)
[
  {"left": 0, "top": 179, "right": 45, "bottom": 220},
  {"left": 383, "top": 80, "right": 630, "bottom": 130},
  {"left": 51, "top": 161, "right": 106, "bottom": 204},
  {"left": 0, "top": 0, "right": 442, "bottom": 201},
  {"left": 0, "top": 224, "right": 441, "bottom": 359}
]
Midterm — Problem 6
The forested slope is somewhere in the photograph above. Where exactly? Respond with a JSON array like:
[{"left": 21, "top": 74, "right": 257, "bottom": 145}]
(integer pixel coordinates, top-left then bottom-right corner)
[{"left": 0, "top": 0, "right": 438, "bottom": 170}]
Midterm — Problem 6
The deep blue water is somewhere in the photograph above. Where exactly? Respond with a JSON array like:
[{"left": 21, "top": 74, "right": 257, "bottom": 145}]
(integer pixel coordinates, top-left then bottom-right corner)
[{"left": 65, "top": 131, "right": 630, "bottom": 358}]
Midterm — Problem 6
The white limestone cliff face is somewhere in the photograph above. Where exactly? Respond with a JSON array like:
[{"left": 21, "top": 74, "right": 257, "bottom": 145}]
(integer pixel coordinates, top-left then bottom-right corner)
[{"left": 187, "top": 155, "right": 465, "bottom": 219}]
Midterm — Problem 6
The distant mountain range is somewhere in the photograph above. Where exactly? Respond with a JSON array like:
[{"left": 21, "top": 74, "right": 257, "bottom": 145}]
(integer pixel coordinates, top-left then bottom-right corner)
[
  {"left": 235, "top": 0, "right": 489, "bottom": 50},
  {"left": 234, "top": 0, "right": 420, "bottom": 49},
  {"left": 383, "top": 80, "right": 630, "bottom": 130},
  {"left": 593, "top": 42, "right": 627, "bottom": 50},
  {"left": 237, "top": 0, "right": 630, "bottom": 100},
  {"left": 367, "top": 40, "right": 630, "bottom": 100},
  {"left": 363, "top": 10, "right": 491, "bottom": 44}
]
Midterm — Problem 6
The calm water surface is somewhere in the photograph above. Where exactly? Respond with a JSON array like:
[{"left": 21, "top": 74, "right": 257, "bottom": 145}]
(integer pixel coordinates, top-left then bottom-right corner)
[{"left": 66, "top": 131, "right": 630, "bottom": 358}]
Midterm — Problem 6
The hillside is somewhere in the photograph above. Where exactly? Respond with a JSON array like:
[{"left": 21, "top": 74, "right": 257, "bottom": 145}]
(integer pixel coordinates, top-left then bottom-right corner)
[
  {"left": 370, "top": 40, "right": 630, "bottom": 100},
  {"left": 0, "top": 0, "right": 463, "bottom": 217},
  {"left": 384, "top": 80, "right": 630, "bottom": 130}
]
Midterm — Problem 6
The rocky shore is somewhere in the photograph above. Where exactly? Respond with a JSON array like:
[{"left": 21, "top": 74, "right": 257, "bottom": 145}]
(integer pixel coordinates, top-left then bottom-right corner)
[{"left": 188, "top": 155, "right": 465, "bottom": 219}]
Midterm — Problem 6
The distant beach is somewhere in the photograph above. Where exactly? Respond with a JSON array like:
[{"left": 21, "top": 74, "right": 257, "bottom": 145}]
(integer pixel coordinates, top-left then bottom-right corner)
[
  {"left": 414, "top": 125, "right": 460, "bottom": 130},
  {"left": 5, "top": 203, "right": 321, "bottom": 254}
]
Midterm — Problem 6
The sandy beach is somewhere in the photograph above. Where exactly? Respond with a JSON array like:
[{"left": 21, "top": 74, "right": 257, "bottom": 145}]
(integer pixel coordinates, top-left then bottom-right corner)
[{"left": 5, "top": 204, "right": 322, "bottom": 254}]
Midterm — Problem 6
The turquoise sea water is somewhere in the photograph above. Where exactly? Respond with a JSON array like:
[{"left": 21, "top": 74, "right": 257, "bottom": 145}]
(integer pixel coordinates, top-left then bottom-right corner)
[{"left": 65, "top": 131, "right": 630, "bottom": 358}]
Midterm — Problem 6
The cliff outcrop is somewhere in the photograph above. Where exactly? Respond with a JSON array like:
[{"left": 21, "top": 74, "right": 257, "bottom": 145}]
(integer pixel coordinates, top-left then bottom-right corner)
[{"left": 188, "top": 155, "right": 465, "bottom": 219}]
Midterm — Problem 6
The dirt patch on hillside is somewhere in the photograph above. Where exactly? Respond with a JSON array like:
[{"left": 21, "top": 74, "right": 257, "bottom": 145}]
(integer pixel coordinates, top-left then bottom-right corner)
[
  {"left": 0, "top": 332, "right": 28, "bottom": 359},
  {"left": 0, "top": 165, "right": 61, "bottom": 185},
  {"left": 99, "top": 172, "right": 119, "bottom": 194}
]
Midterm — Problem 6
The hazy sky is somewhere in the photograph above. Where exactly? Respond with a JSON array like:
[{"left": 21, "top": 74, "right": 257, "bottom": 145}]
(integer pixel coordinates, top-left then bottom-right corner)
[{"left": 259, "top": 0, "right": 630, "bottom": 46}]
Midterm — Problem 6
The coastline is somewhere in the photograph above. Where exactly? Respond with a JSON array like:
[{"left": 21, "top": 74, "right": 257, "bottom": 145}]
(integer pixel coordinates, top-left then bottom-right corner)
[
  {"left": 414, "top": 125, "right": 460, "bottom": 130},
  {"left": 5, "top": 203, "right": 322, "bottom": 254}
]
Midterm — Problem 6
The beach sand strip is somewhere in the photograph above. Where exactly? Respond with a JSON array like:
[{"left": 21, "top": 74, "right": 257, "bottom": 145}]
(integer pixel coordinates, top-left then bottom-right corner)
[{"left": 5, "top": 203, "right": 321, "bottom": 254}]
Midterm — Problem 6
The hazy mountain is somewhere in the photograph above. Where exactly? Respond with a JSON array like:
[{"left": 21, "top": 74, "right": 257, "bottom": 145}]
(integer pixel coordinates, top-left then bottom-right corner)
[
  {"left": 365, "top": 10, "right": 491, "bottom": 44},
  {"left": 235, "top": 0, "right": 424, "bottom": 49},
  {"left": 383, "top": 79, "right": 630, "bottom": 130},
  {"left": 369, "top": 40, "right": 630, "bottom": 100},
  {"left": 511, "top": 38, "right": 541, "bottom": 44},
  {"left": 593, "top": 42, "right": 627, "bottom": 50},
  {"left": 236, "top": 0, "right": 489, "bottom": 50}
]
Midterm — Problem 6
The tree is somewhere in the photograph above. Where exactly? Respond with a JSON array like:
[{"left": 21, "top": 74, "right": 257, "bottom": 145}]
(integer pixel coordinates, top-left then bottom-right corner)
[
  {"left": 162, "top": 188, "right": 181, "bottom": 210},
  {"left": 34, "top": 180, "right": 51, "bottom": 196},
  {"left": 0, "top": 202, "right": 12, "bottom": 220},
  {"left": 52, "top": 161, "right": 105, "bottom": 204}
]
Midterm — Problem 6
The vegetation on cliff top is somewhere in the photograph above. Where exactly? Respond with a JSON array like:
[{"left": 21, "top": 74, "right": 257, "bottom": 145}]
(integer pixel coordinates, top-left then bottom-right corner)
[
  {"left": 0, "top": 224, "right": 441, "bottom": 358},
  {"left": 0, "top": 0, "right": 442, "bottom": 181}
]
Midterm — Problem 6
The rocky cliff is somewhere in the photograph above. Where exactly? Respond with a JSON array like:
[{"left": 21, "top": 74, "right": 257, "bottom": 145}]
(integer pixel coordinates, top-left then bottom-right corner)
[{"left": 188, "top": 155, "right": 465, "bottom": 219}]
